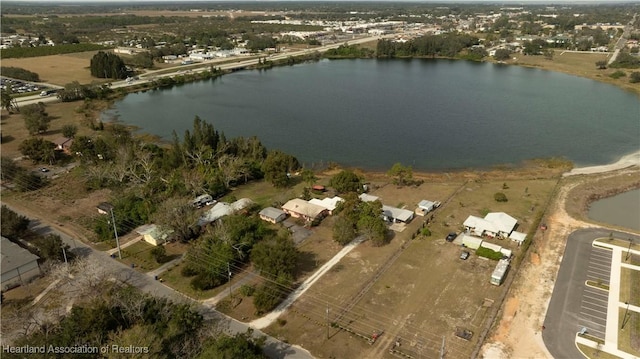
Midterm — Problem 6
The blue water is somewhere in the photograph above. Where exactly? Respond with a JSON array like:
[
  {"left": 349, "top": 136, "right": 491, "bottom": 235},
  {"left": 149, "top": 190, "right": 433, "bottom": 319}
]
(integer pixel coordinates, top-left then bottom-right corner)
[{"left": 102, "top": 59, "right": 640, "bottom": 171}]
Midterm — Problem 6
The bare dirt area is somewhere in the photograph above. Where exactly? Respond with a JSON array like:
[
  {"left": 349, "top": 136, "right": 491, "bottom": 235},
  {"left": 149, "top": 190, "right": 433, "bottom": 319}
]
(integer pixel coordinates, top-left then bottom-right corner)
[
  {"left": 482, "top": 166, "right": 640, "bottom": 359},
  {"left": 1, "top": 52, "right": 103, "bottom": 86}
]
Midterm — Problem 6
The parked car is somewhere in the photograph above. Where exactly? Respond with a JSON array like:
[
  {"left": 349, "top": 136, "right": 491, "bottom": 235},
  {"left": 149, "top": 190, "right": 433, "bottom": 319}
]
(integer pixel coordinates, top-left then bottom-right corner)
[
  {"left": 460, "top": 251, "right": 470, "bottom": 260},
  {"left": 446, "top": 232, "right": 457, "bottom": 242},
  {"left": 40, "top": 167, "right": 49, "bottom": 172}
]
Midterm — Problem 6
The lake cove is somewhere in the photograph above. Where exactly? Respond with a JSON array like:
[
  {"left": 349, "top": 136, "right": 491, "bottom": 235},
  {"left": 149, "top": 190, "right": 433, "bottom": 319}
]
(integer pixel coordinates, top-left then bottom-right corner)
[{"left": 102, "top": 59, "right": 640, "bottom": 171}]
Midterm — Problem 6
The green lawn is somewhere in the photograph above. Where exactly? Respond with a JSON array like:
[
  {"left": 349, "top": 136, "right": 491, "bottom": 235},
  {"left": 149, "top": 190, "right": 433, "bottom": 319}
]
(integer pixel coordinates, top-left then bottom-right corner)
[
  {"left": 620, "top": 268, "right": 640, "bottom": 307},
  {"left": 618, "top": 308, "right": 640, "bottom": 356},
  {"left": 117, "top": 241, "right": 183, "bottom": 272},
  {"left": 160, "top": 261, "right": 221, "bottom": 301}
]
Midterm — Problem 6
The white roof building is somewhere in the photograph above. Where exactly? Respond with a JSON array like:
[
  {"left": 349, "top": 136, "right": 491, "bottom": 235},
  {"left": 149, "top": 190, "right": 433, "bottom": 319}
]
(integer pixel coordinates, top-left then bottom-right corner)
[
  {"left": 484, "top": 212, "right": 518, "bottom": 236},
  {"left": 382, "top": 205, "right": 414, "bottom": 223},
  {"left": 509, "top": 231, "right": 527, "bottom": 244},
  {"left": 359, "top": 193, "right": 380, "bottom": 203},
  {"left": 198, "top": 198, "right": 253, "bottom": 226},
  {"left": 308, "top": 196, "right": 344, "bottom": 214},
  {"left": 463, "top": 215, "right": 499, "bottom": 237}
]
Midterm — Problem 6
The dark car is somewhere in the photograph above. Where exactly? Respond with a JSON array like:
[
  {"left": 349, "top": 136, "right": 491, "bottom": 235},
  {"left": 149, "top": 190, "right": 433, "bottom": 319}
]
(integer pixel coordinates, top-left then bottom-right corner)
[
  {"left": 460, "top": 251, "right": 470, "bottom": 260},
  {"left": 446, "top": 232, "right": 457, "bottom": 242}
]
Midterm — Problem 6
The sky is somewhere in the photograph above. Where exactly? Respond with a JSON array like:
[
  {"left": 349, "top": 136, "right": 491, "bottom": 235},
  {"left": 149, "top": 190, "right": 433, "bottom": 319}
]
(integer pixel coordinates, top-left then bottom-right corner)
[{"left": 3, "top": 0, "right": 637, "bottom": 2}]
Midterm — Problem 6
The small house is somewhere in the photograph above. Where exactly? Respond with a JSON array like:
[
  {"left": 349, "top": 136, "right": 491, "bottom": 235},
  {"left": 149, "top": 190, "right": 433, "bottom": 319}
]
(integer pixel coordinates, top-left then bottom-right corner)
[
  {"left": 484, "top": 212, "right": 518, "bottom": 237},
  {"left": 282, "top": 199, "right": 327, "bottom": 223},
  {"left": 259, "top": 207, "right": 287, "bottom": 224},
  {"left": 416, "top": 200, "right": 439, "bottom": 216},
  {"left": 382, "top": 205, "right": 414, "bottom": 223},
  {"left": 463, "top": 216, "right": 499, "bottom": 237},
  {"left": 1, "top": 236, "right": 41, "bottom": 290},
  {"left": 136, "top": 224, "right": 173, "bottom": 246}
]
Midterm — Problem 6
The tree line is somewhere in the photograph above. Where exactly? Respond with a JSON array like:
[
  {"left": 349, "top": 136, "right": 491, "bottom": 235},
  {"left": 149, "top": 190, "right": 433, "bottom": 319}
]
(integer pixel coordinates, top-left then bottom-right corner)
[
  {"left": 0, "top": 43, "right": 109, "bottom": 59},
  {"left": 376, "top": 33, "right": 480, "bottom": 58}
]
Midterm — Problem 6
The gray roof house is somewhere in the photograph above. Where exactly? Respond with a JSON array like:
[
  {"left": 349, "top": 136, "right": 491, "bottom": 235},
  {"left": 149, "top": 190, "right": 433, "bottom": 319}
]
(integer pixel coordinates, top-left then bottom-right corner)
[
  {"left": 1, "top": 236, "right": 41, "bottom": 290},
  {"left": 259, "top": 207, "right": 287, "bottom": 224}
]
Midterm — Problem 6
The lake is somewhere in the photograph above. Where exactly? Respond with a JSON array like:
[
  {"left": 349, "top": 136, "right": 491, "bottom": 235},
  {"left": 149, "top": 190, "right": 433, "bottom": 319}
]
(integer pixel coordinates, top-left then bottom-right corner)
[
  {"left": 588, "top": 189, "right": 640, "bottom": 231},
  {"left": 102, "top": 59, "right": 640, "bottom": 171}
]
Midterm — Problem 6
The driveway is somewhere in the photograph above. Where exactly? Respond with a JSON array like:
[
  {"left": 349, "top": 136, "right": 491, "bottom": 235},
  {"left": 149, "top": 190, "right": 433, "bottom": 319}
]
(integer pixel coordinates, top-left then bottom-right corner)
[{"left": 543, "top": 228, "right": 640, "bottom": 359}]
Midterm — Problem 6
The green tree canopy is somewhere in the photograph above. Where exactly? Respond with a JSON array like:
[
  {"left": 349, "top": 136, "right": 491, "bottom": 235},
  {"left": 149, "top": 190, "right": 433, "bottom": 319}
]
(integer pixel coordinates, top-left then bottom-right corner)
[
  {"left": 262, "top": 150, "right": 300, "bottom": 188},
  {"left": 329, "top": 170, "right": 363, "bottom": 194}
]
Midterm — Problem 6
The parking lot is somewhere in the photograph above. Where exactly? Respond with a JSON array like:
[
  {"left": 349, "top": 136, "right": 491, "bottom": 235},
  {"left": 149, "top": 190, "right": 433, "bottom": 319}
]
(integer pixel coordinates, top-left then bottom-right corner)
[
  {"left": 0, "top": 77, "right": 45, "bottom": 94},
  {"left": 578, "top": 246, "right": 612, "bottom": 339}
]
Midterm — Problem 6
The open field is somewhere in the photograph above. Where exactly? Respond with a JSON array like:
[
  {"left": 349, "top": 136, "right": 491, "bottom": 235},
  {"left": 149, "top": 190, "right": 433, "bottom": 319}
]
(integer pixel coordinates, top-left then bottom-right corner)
[
  {"left": 1, "top": 52, "right": 104, "bottom": 86},
  {"left": 117, "top": 240, "right": 185, "bottom": 272},
  {"left": 509, "top": 50, "right": 640, "bottom": 96}
]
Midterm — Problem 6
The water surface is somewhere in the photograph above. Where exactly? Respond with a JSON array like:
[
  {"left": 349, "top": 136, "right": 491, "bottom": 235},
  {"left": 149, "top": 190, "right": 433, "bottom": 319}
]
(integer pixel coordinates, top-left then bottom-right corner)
[{"left": 102, "top": 59, "right": 640, "bottom": 171}]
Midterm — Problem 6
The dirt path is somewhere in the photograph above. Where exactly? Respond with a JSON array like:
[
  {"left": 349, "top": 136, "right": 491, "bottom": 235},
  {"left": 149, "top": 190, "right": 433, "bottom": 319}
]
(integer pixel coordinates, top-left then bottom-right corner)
[{"left": 481, "top": 167, "right": 639, "bottom": 358}]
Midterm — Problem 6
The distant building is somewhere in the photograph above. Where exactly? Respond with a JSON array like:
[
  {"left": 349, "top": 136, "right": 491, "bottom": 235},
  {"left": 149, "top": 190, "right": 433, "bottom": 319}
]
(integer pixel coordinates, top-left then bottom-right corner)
[
  {"left": 308, "top": 196, "right": 344, "bottom": 215},
  {"left": 382, "top": 205, "right": 414, "bottom": 223},
  {"left": 1, "top": 237, "right": 41, "bottom": 290}
]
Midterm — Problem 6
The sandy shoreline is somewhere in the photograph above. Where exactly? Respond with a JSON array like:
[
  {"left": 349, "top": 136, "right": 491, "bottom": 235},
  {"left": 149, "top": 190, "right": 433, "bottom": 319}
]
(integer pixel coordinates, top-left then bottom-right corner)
[{"left": 564, "top": 150, "right": 640, "bottom": 177}]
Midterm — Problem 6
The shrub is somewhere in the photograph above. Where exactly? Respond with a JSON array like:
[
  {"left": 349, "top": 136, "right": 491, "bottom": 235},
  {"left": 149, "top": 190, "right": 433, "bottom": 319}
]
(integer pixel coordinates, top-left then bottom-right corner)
[
  {"left": 494, "top": 192, "right": 508, "bottom": 202},
  {"left": 421, "top": 228, "right": 432, "bottom": 237},
  {"left": 240, "top": 284, "right": 255, "bottom": 297},
  {"left": 476, "top": 247, "right": 503, "bottom": 260},
  {"left": 181, "top": 265, "right": 198, "bottom": 277},
  {"left": 630, "top": 72, "right": 640, "bottom": 83},
  {"left": 609, "top": 70, "right": 626, "bottom": 79},
  {"left": 151, "top": 246, "right": 168, "bottom": 264}
]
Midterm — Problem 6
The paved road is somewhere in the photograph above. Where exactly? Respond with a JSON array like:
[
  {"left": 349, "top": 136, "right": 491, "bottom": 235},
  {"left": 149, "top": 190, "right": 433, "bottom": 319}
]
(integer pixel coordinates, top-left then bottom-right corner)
[
  {"left": 3, "top": 203, "right": 314, "bottom": 359},
  {"left": 543, "top": 228, "right": 640, "bottom": 359},
  {"left": 608, "top": 13, "right": 637, "bottom": 65}
]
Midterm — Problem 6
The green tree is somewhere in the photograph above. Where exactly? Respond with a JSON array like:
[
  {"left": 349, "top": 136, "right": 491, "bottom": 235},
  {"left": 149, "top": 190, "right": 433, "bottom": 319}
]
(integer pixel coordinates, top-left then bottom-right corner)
[
  {"left": 61, "top": 124, "right": 78, "bottom": 138},
  {"left": 21, "top": 102, "right": 50, "bottom": 135},
  {"left": 90, "top": 51, "right": 128, "bottom": 79},
  {"left": 150, "top": 246, "right": 168, "bottom": 264},
  {"left": 18, "top": 137, "right": 57, "bottom": 164},
  {"left": 1, "top": 205, "right": 30, "bottom": 240},
  {"left": 629, "top": 72, "right": 640, "bottom": 83},
  {"left": 333, "top": 216, "right": 357, "bottom": 245},
  {"left": 387, "top": 162, "right": 413, "bottom": 186},
  {"left": 251, "top": 235, "right": 299, "bottom": 279},
  {"left": 262, "top": 150, "right": 300, "bottom": 188},
  {"left": 0, "top": 156, "right": 20, "bottom": 181},
  {"left": 1, "top": 88, "right": 15, "bottom": 113},
  {"left": 358, "top": 215, "right": 387, "bottom": 246},
  {"left": 329, "top": 170, "right": 363, "bottom": 194},
  {"left": 301, "top": 168, "right": 317, "bottom": 187},
  {"left": 596, "top": 60, "right": 608, "bottom": 70},
  {"left": 33, "top": 234, "right": 73, "bottom": 262},
  {"left": 197, "top": 330, "right": 268, "bottom": 359}
]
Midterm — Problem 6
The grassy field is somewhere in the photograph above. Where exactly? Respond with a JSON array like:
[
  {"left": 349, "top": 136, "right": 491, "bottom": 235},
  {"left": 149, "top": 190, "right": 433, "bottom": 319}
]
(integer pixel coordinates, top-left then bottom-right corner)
[
  {"left": 577, "top": 343, "right": 623, "bottom": 359},
  {"left": 618, "top": 308, "right": 640, "bottom": 356},
  {"left": 620, "top": 267, "right": 640, "bottom": 308},
  {"left": 1, "top": 52, "right": 103, "bottom": 86},
  {"left": 509, "top": 50, "right": 640, "bottom": 97}
]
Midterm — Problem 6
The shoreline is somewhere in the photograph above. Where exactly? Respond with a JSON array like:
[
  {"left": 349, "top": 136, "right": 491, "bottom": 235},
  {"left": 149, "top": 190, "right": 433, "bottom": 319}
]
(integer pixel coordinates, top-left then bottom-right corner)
[{"left": 563, "top": 150, "right": 640, "bottom": 177}]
